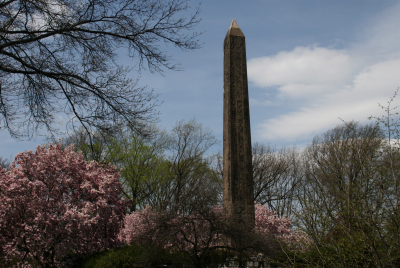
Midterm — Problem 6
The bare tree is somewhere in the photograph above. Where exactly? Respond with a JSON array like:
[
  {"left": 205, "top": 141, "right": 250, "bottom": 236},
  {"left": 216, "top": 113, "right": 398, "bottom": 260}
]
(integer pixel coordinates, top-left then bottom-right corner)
[
  {"left": 215, "top": 142, "right": 302, "bottom": 218},
  {"left": 0, "top": 0, "right": 201, "bottom": 139},
  {"left": 0, "top": 155, "right": 11, "bottom": 170},
  {"left": 296, "top": 121, "right": 400, "bottom": 267},
  {"left": 252, "top": 142, "right": 302, "bottom": 218},
  {"left": 159, "top": 118, "right": 219, "bottom": 213},
  {"left": 58, "top": 126, "right": 111, "bottom": 162}
]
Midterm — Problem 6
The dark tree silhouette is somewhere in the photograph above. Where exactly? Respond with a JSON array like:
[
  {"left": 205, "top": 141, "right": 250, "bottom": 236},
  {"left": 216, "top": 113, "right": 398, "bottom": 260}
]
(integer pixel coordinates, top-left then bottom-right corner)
[{"left": 0, "top": 0, "right": 201, "bottom": 139}]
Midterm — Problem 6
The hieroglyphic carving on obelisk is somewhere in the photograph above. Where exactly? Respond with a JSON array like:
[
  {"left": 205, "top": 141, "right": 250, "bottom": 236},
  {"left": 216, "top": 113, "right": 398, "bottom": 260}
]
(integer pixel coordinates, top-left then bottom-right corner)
[{"left": 223, "top": 19, "right": 255, "bottom": 228}]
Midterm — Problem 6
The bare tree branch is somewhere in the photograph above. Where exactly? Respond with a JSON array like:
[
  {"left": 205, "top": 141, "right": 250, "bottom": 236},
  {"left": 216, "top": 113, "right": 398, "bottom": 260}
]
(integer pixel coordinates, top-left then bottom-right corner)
[{"left": 0, "top": 0, "right": 202, "bottom": 139}]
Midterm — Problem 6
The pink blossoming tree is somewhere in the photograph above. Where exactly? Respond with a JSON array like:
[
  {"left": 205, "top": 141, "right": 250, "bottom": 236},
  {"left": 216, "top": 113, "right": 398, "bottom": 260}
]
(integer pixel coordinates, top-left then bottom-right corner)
[
  {"left": 254, "top": 204, "right": 309, "bottom": 249},
  {"left": 0, "top": 143, "right": 127, "bottom": 268},
  {"left": 119, "top": 206, "right": 224, "bottom": 267},
  {"left": 119, "top": 204, "right": 308, "bottom": 267}
]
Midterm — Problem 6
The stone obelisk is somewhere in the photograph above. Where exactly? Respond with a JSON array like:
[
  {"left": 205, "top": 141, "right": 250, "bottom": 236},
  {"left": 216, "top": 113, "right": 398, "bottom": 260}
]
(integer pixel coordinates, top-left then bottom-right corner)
[{"left": 223, "top": 19, "right": 255, "bottom": 228}]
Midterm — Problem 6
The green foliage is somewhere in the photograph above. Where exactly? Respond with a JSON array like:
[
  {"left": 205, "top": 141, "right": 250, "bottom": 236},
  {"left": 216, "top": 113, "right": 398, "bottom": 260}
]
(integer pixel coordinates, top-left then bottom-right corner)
[
  {"left": 61, "top": 124, "right": 172, "bottom": 211},
  {"left": 106, "top": 131, "right": 170, "bottom": 211},
  {"left": 60, "top": 119, "right": 220, "bottom": 213}
]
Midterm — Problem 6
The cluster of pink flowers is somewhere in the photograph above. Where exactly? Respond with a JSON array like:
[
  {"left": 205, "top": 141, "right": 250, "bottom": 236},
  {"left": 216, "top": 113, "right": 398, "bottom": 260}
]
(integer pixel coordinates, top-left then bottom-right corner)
[
  {"left": 119, "top": 206, "right": 223, "bottom": 255},
  {"left": 119, "top": 204, "right": 309, "bottom": 255},
  {"left": 0, "top": 143, "right": 127, "bottom": 267},
  {"left": 254, "top": 204, "right": 292, "bottom": 237},
  {"left": 254, "top": 204, "right": 310, "bottom": 249},
  {"left": 118, "top": 205, "right": 158, "bottom": 245}
]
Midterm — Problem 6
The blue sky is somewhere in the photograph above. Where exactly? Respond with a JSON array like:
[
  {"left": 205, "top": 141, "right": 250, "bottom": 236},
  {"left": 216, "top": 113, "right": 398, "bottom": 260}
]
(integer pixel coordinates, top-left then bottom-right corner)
[{"left": 1, "top": 0, "right": 400, "bottom": 158}]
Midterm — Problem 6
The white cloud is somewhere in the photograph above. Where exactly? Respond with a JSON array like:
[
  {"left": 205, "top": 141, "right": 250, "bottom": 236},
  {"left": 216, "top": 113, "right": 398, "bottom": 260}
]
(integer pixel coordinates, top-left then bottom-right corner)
[
  {"left": 249, "top": 3, "right": 400, "bottom": 143},
  {"left": 249, "top": 46, "right": 354, "bottom": 85},
  {"left": 248, "top": 46, "right": 362, "bottom": 98},
  {"left": 257, "top": 98, "right": 387, "bottom": 141}
]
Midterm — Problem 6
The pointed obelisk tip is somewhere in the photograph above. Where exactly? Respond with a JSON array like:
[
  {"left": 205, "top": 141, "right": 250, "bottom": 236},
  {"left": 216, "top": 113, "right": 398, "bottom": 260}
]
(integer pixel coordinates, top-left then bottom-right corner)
[
  {"left": 230, "top": 18, "right": 240, "bottom": 29},
  {"left": 226, "top": 18, "right": 244, "bottom": 37}
]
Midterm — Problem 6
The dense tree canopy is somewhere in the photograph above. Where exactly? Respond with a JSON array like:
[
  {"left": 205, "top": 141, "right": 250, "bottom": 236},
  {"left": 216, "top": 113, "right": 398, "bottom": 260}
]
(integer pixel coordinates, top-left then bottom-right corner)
[{"left": 4, "top": 93, "right": 400, "bottom": 267}]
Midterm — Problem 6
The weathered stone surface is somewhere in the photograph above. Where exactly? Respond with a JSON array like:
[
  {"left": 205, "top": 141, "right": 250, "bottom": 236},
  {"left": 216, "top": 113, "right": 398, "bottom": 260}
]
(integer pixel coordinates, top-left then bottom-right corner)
[{"left": 223, "top": 19, "right": 255, "bottom": 228}]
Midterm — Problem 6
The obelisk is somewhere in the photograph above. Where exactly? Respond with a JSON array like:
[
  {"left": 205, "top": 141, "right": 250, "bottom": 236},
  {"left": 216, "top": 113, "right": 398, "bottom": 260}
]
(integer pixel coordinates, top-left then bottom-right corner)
[{"left": 223, "top": 19, "right": 255, "bottom": 228}]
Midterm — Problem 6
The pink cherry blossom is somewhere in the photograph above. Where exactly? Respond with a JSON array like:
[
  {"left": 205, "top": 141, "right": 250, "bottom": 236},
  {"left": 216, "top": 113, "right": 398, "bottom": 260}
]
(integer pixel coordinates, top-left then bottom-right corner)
[
  {"left": 254, "top": 204, "right": 310, "bottom": 250},
  {"left": 0, "top": 143, "right": 128, "bottom": 267},
  {"left": 119, "top": 204, "right": 309, "bottom": 259}
]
